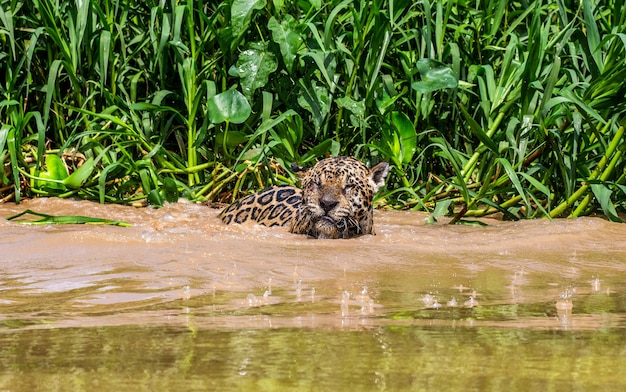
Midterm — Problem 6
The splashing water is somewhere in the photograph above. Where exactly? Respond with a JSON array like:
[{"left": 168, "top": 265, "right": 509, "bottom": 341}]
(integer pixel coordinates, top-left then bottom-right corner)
[
  {"left": 422, "top": 294, "right": 434, "bottom": 307},
  {"left": 296, "top": 278, "right": 303, "bottom": 302},
  {"left": 591, "top": 277, "right": 601, "bottom": 292},
  {"left": 341, "top": 291, "right": 351, "bottom": 317},
  {"left": 464, "top": 296, "right": 479, "bottom": 307}
]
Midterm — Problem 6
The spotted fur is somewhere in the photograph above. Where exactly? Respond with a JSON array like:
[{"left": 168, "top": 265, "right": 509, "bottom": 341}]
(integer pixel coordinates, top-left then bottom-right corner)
[{"left": 220, "top": 157, "right": 389, "bottom": 239}]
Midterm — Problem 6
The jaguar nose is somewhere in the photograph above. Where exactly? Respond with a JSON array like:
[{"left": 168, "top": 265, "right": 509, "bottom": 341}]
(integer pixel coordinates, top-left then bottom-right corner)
[{"left": 319, "top": 194, "right": 338, "bottom": 214}]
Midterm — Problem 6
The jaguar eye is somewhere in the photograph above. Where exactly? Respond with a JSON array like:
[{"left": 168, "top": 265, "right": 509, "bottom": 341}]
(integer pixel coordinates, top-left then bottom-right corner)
[
  {"left": 308, "top": 181, "right": 320, "bottom": 191},
  {"left": 343, "top": 184, "right": 354, "bottom": 194}
]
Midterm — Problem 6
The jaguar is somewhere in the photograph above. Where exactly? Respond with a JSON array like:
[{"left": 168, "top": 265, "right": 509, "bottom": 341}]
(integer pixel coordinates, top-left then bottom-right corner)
[{"left": 219, "top": 157, "right": 389, "bottom": 239}]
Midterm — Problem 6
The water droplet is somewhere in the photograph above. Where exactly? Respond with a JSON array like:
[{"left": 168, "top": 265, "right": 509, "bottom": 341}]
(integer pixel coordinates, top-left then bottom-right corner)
[
  {"left": 560, "top": 288, "right": 574, "bottom": 300},
  {"left": 341, "top": 291, "right": 350, "bottom": 317},
  {"left": 295, "top": 278, "right": 302, "bottom": 302},
  {"left": 591, "top": 277, "right": 601, "bottom": 292}
]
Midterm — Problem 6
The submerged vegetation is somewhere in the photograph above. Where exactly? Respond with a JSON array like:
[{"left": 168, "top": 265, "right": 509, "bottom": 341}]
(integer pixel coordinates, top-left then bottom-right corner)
[{"left": 0, "top": 0, "right": 625, "bottom": 221}]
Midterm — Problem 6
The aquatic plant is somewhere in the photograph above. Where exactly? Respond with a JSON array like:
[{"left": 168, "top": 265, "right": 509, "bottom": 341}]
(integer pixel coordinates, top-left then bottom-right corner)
[{"left": 0, "top": 0, "right": 624, "bottom": 221}]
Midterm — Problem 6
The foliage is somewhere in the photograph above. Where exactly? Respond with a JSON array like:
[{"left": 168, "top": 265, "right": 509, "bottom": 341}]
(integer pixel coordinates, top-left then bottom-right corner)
[{"left": 0, "top": 0, "right": 624, "bottom": 221}]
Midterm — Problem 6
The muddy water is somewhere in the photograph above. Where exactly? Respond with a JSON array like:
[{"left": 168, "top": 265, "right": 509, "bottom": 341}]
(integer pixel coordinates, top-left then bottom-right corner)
[{"left": 1, "top": 198, "right": 626, "bottom": 391}]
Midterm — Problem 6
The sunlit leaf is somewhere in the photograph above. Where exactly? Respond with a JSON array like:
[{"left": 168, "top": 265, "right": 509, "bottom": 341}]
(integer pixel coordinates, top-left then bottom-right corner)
[
  {"left": 45, "top": 155, "right": 68, "bottom": 180},
  {"left": 6, "top": 209, "right": 131, "bottom": 226},
  {"left": 63, "top": 157, "right": 95, "bottom": 189},
  {"left": 391, "top": 111, "right": 417, "bottom": 164},
  {"left": 231, "top": 0, "right": 266, "bottom": 40},
  {"left": 235, "top": 41, "right": 278, "bottom": 101}
]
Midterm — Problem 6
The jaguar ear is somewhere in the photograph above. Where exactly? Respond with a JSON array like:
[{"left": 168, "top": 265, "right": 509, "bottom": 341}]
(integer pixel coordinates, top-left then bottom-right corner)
[
  {"left": 291, "top": 162, "right": 309, "bottom": 177},
  {"left": 368, "top": 162, "right": 389, "bottom": 192},
  {"left": 290, "top": 162, "right": 307, "bottom": 173}
]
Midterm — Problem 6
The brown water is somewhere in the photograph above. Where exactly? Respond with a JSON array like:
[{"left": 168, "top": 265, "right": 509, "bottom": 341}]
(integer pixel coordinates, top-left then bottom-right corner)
[{"left": 1, "top": 198, "right": 626, "bottom": 391}]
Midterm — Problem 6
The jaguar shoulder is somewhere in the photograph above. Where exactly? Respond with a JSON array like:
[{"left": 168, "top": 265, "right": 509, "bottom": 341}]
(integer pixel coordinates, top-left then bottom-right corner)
[{"left": 219, "top": 157, "right": 389, "bottom": 239}]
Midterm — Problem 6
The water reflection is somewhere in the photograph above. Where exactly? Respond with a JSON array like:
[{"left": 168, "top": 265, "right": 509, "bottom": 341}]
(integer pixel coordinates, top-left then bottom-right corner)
[
  {"left": 1, "top": 198, "right": 626, "bottom": 390},
  {"left": 1, "top": 325, "right": 625, "bottom": 391}
]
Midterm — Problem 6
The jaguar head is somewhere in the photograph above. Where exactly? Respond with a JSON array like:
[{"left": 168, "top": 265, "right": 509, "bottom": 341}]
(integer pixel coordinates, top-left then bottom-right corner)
[{"left": 295, "top": 157, "right": 389, "bottom": 239}]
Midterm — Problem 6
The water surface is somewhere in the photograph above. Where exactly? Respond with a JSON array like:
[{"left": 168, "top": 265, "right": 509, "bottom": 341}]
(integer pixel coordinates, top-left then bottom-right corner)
[{"left": 1, "top": 199, "right": 625, "bottom": 391}]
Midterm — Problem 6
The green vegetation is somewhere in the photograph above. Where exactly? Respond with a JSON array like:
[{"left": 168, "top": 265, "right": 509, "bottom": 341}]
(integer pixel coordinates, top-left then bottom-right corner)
[
  {"left": 6, "top": 209, "right": 131, "bottom": 226},
  {"left": 0, "top": 0, "right": 625, "bottom": 221}
]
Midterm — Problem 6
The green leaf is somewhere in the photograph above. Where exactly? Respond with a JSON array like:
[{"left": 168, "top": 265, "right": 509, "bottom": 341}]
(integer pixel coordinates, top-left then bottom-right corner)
[
  {"left": 518, "top": 172, "right": 550, "bottom": 199},
  {"left": 391, "top": 111, "right": 417, "bottom": 164},
  {"left": 497, "top": 158, "right": 531, "bottom": 216},
  {"left": 0, "top": 4, "right": 16, "bottom": 60},
  {"left": 161, "top": 177, "right": 179, "bottom": 203},
  {"left": 268, "top": 15, "right": 302, "bottom": 73},
  {"left": 426, "top": 199, "right": 453, "bottom": 223},
  {"left": 207, "top": 89, "right": 252, "bottom": 124},
  {"left": 6, "top": 126, "right": 20, "bottom": 202},
  {"left": 45, "top": 155, "right": 69, "bottom": 181},
  {"left": 99, "top": 30, "right": 111, "bottom": 91},
  {"left": 336, "top": 96, "right": 365, "bottom": 118},
  {"left": 231, "top": 0, "right": 266, "bottom": 41},
  {"left": 6, "top": 210, "right": 131, "bottom": 226},
  {"left": 235, "top": 41, "right": 278, "bottom": 101},
  {"left": 411, "top": 59, "right": 458, "bottom": 94},
  {"left": 458, "top": 103, "right": 498, "bottom": 153},
  {"left": 216, "top": 130, "right": 250, "bottom": 148},
  {"left": 63, "top": 157, "right": 95, "bottom": 189},
  {"left": 0, "top": 124, "right": 11, "bottom": 185},
  {"left": 298, "top": 80, "right": 330, "bottom": 130},
  {"left": 147, "top": 189, "right": 163, "bottom": 207},
  {"left": 591, "top": 184, "right": 622, "bottom": 222}
]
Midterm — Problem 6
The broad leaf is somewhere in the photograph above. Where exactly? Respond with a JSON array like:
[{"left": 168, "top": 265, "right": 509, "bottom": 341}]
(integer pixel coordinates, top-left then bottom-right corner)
[
  {"left": 35, "top": 155, "right": 68, "bottom": 191},
  {"left": 44, "top": 154, "right": 68, "bottom": 180},
  {"left": 235, "top": 41, "right": 278, "bottom": 100},
  {"left": 268, "top": 15, "right": 302, "bottom": 73},
  {"left": 411, "top": 58, "right": 458, "bottom": 93},
  {"left": 231, "top": 0, "right": 266, "bottom": 40},
  {"left": 207, "top": 89, "right": 251, "bottom": 124}
]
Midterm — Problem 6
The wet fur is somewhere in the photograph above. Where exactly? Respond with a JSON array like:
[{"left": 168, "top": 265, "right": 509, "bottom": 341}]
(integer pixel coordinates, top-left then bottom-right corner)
[{"left": 219, "top": 157, "right": 389, "bottom": 239}]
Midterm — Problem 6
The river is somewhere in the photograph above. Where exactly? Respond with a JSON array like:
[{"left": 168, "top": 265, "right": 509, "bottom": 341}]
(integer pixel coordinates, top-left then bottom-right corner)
[{"left": 1, "top": 198, "right": 625, "bottom": 391}]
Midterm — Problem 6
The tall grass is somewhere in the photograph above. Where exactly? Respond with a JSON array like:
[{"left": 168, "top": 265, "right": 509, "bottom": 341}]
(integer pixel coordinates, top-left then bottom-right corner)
[{"left": 0, "top": 0, "right": 624, "bottom": 221}]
